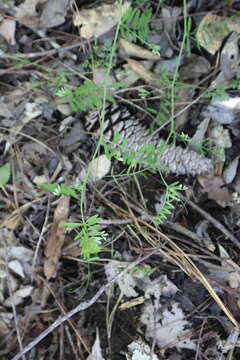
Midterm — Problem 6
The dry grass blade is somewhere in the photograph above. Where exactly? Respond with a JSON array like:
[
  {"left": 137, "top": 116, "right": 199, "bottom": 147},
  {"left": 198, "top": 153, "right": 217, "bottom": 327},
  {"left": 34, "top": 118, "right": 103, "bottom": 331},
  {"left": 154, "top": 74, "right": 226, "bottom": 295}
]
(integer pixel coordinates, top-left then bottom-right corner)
[
  {"left": 94, "top": 186, "right": 240, "bottom": 330},
  {"left": 139, "top": 218, "right": 240, "bottom": 330}
]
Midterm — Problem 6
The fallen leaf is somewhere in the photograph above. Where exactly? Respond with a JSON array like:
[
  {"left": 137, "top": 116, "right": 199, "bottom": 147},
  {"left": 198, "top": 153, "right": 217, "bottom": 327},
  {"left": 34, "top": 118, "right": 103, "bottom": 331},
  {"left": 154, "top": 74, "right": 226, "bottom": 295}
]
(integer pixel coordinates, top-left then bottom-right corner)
[
  {"left": 116, "top": 63, "right": 147, "bottom": 87},
  {"left": 196, "top": 13, "right": 240, "bottom": 54},
  {"left": 206, "top": 97, "right": 240, "bottom": 125},
  {"left": 4, "top": 102, "right": 42, "bottom": 154},
  {"left": 8, "top": 260, "right": 25, "bottom": 279},
  {"left": 140, "top": 275, "right": 195, "bottom": 350},
  {"left": 223, "top": 156, "right": 240, "bottom": 184},
  {"left": 60, "top": 120, "right": 86, "bottom": 146},
  {"left": 218, "top": 244, "right": 240, "bottom": 289},
  {"left": 210, "top": 125, "right": 232, "bottom": 164},
  {"left": 179, "top": 55, "right": 211, "bottom": 81},
  {"left": 0, "top": 207, "right": 26, "bottom": 230},
  {"left": 0, "top": 98, "right": 13, "bottom": 118},
  {"left": 119, "top": 38, "right": 161, "bottom": 60},
  {"left": 126, "top": 58, "right": 155, "bottom": 82},
  {"left": 127, "top": 339, "right": 159, "bottom": 360},
  {"left": 79, "top": 155, "right": 111, "bottom": 182},
  {"left": 73, "top": 1, "right": 131, "bottom": 39},
  {"left": 105, "top": 261, "right": 139, "bottom": 297},
  {"left": 200, "top": 175, "right": 232, "bottom": 202},
  {"left": 92, "top": 67, "right": 116, "bottom": 91},
  {"left": 39, "top": 0, "right": 70, "bottom": 29},
  {"left": 142, "top": 301, "right": 195, "bottom": 350},
  {"left": 16, "top": 0, "right": 70, "bottom": 30},
  {"left": 210, "top": 32, "right": 240, "bottom": 89},
  {"left": 44, "top": 195, "right": 70, "bottom": 279},
  {"left": 87, "top": 328, "right": 105, "bottom": 360},
  {"left": 189, "top": 117, "right": 210, "bottom": 153},
  {"left": 0, "top": 246, "right": 33, "bottom": 263},
  {"left": 0, "top": 313, "right": 13, "bottom": 337},
  {"left": 4, "top": 285, "right": 34, "bottom": 307},
  {"left": 33, "top": 175, "right": 48, "bottom": 185},
  {"left": 16, "top": 0, "right": 46, "bottom": 30},
  {"left": 161, "top": 6, "right": 181, "bottom": 48},
  {"left": 0, "top": 19, "right": 16, "bottom": 45},
  {"left": 195, "top": 220, "right": 215, "bottom": 251}
]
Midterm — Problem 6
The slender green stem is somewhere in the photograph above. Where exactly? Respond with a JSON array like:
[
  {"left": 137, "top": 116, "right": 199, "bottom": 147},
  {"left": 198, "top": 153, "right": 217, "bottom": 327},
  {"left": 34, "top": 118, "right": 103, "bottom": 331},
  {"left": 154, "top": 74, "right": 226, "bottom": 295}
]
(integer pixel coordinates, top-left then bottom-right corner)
[
  {"left": 167, "top": 0, "right": 188, "bottom": 145},
  {"left": 79, "top": 0, "right": 124, "bottom": 220}
]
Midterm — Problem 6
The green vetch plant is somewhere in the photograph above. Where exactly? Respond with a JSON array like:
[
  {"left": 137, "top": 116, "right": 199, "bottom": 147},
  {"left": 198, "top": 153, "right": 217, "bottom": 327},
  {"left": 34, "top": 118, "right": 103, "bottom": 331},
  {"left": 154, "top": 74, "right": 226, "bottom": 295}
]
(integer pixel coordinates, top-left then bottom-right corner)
[
  {"left": 9, "top": 56, "right": 77, "bottom": 93},
  {"left": 56, "top": 80, "right": 123, "bottom": 111},
  {"left": 85, "top": 40, "right": 118, "bottom": 70},
  {"left": 39, "top": 183, "right": 107, "bottom": 261},
  {"left": 153, "top": 181, "right": 187, "bottom": 225},
  {"left": 65, "top": 214, "right": 107, "bottom": 262},
  {"left": 42, "top": 0, "right": 195, "bottom": 260},
  {"left": 100, "top": 131, "right": 170, "bottom": 173},
  {"left": 120, "top": 5, "right": 152, "bottom": 45}
]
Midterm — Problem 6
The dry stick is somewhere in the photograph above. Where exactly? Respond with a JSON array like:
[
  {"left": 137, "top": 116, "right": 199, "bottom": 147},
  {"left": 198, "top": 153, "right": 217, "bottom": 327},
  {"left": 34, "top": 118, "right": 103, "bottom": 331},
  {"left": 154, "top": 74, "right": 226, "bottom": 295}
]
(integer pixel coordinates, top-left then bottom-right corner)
[
  {"left": 31, "top": 196, "right": 50, "bottom": 281},
  {"left": 114, "top": 94, "right": 155, "bottom": 120},
  {"left": 181, "top": 195, "right": 240, "bottom": 250},
  {"left": 11, "top": 250, "right": 156, "bottom": 360},
  {"left": 0, "top": 41, "right": 83, "bottom": 59},
  {"left": 5, "top": 252, "right": 26, "bottom": 360}
]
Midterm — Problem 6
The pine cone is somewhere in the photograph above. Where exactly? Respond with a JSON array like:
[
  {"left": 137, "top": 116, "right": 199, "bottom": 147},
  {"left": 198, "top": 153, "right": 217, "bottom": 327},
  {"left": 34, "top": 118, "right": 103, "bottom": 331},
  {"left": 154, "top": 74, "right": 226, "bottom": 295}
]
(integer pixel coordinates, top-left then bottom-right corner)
[{"left": 85, "top": 105, "right": 212, "bottom": 175}]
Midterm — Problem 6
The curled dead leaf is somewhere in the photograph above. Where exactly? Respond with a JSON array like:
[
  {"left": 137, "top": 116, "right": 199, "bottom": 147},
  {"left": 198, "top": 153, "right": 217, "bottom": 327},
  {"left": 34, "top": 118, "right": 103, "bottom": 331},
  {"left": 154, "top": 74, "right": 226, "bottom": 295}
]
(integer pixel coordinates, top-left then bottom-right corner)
[
  {"left": 126, "top": 58, "right": 155, "bottom": 82},
  {"left": 119, "top": 38, "right": 160, "bottom": 60},
  {"left": 44, "top": 195, "right": 70, "bottom": 279}
]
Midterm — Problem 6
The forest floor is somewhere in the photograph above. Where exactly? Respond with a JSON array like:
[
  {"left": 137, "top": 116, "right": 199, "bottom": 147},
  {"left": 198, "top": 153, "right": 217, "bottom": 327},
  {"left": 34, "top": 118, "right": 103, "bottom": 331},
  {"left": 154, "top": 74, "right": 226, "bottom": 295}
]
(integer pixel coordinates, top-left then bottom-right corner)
[{"left": 1, "top": 1, "right": 240, "bottom": 359}]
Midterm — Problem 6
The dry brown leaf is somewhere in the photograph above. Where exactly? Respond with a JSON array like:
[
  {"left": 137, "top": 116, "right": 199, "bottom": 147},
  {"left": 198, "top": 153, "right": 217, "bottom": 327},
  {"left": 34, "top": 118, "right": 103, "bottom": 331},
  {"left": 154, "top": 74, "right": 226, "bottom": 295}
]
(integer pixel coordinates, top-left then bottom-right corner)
[
  {"left": 206, "top": 97, "right": 240, "bottom": 125},
  {"left": 39, "top": 0, "right": 70, "bottom": 29},
  {"left": 223, "top": 156, "right": 240, "bottom": 185},
  {"left": 16, "top": 0, "right": 46, "bottom": 30},
  {"left": 174, "top": 86, "right": 194, "bottom": 129},
  {"left": 126, "top": 58, "right": 155, "bottom": 82},
  {"left": 219, "top": 244, "right": 240, "bottom": 289},
  {"left": 119, "top": 38, "right": 160, "bottom": 60},
  {"left": 127, "top": 339, "right": 159, "bottom": 360},
  {"left": 0, "top": 203, "right": 35, "bottom": 230},
  {"left": 79, "top": 155, "right": 111, "bottom": 182},
  {"left": 210, "top": 125, "right": 232, "bottom": 164},
  {"left": 87, "top": 329, "right": 105, "bottom": 360},
  {"left": 116, "top": 64, "right": 146, "bottom": 87},
  {"left": 189, "top": 117, "right": 211, "bottom": 152},
  {"left": 196, "top": 13, "right": 240, "bottom": 54},
  {"left": 44, "top": 195, "right": 70, "bottom": 279},
  {"left": 0, "top": 19, "right": 16, "bottom": 45},
  {"left": 179, "top": 55, "right": 211, "bottom": 81},
  {"left": 16, "top": 0, "right": 69, "bottom": 30},
  {"left": 73, "top": 1, "right": 130, "bottom": 39},
  {"left": 200, "top": 175, "right": 232, "bottom": 202}
]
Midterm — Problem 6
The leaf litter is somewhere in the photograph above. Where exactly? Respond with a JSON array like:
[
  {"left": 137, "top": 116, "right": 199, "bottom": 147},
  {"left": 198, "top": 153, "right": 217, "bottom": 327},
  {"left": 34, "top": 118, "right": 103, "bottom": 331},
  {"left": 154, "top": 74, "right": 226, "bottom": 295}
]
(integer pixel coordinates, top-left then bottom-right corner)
[{"left": 1, "top": 0, "right": 240, "bottom": 359}]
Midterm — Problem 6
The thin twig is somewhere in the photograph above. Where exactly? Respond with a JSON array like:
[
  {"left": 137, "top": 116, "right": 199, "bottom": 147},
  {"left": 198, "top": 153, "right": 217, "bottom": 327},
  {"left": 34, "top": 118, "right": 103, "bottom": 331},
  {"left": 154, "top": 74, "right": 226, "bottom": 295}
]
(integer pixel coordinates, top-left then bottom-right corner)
[
  {"left": 4, "top": 247, "right": 26, "bottom": 360},
  {"left": 31, "top": 196, "right": 50, "bottom": 280},
  {"left": 0, "top": 42, "right": 83, "bottom": 59},
  {"left": 11, "top": 250, "right": 156, "bottom": 360},
  {"left": 114, "top": 94, "right": 155, "bottom": 119}
]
